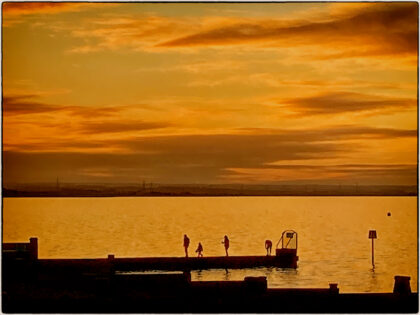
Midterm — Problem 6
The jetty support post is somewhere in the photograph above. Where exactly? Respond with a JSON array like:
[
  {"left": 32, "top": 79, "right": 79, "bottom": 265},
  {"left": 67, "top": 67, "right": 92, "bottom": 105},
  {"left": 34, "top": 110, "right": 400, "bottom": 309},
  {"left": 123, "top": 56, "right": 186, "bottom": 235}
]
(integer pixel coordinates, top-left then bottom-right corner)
[
  {"left": 244, "top": 276, "right": 267, "bottom": 294},
  {"left": 329, "top": 283, "right": 339, "bottom": 294},
  {"left": 393, "top": 276, "right": 411, "bottom": 294},
  {"left": 29, "top": 237, "right": 38, "bottom": 261},
  {"left": 108, "top": 254, "right": 115, "bottom": 274}
]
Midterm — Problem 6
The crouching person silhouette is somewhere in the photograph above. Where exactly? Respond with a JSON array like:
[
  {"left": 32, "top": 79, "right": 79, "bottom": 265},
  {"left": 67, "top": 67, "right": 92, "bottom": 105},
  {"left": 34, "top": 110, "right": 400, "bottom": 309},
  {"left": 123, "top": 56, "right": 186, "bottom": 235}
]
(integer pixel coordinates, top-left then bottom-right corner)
[{"left": 265, "top": 239, "right": 272, "bottom": 256}]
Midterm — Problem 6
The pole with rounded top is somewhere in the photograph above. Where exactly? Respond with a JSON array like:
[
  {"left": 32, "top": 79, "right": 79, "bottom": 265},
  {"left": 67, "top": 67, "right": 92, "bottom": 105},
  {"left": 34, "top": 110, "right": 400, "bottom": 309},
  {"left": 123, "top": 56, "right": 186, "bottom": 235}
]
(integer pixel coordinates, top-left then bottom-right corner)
[{"left": 368, "top": 230, "right": 377, "bottom": 268}]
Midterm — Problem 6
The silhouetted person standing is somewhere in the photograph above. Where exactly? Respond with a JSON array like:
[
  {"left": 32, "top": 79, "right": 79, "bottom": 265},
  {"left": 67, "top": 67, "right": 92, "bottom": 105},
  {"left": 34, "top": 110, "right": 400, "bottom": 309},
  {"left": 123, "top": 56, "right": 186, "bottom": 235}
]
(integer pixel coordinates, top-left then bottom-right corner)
[
  {"left": 184, "top": 234, "right": 190, "bottom": 257},
  {"left": 196, "top": 242, "right": 203, "bottom": 257},
  {"left": 265, "top": 240, "right": 272, "bottom": 256},
  {"left": 222, "top": 235, "right": 230, "bottom": 256}
]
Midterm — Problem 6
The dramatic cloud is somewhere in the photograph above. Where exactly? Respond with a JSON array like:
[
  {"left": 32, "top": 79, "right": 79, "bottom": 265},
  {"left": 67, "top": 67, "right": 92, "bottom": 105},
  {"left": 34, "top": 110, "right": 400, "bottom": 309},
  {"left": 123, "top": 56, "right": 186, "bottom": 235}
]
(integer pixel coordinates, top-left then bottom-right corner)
[
  {"left": 3, "top": 3, "right": 417, "bottom": 187},
  {"left": 1, "top": 138, "right": 339, "bottom": 185},
  {"left": 158, "top": 3, "right": 417, "bottom": 58},
  {"left": 279, "top": 91, "right": 416, "bottom": 115},
  {"left": 3, "top": 125, "right": 417, "bottom": 185}
]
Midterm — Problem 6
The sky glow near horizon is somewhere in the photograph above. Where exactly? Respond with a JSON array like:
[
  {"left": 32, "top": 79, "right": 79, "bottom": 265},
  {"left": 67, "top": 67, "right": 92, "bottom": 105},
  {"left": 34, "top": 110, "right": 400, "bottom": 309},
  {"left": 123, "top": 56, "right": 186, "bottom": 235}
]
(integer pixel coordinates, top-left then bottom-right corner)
[{"left": 2, "top": 2, "right": 418, "bottom": 185}]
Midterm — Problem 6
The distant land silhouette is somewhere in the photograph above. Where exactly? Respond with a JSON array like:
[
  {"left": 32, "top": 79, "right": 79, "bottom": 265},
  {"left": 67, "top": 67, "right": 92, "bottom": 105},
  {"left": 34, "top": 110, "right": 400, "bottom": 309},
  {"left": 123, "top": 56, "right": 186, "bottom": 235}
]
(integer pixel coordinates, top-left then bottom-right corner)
[{"left": 3, "top": 183, "right": 417, "bottom": 197}]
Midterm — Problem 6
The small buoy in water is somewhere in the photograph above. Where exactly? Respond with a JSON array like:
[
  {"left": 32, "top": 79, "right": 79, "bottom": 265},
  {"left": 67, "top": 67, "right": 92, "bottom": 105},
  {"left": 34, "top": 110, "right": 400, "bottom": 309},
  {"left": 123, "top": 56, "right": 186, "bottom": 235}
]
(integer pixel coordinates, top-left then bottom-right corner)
[{"left": 387, "top": 212, "right": 391, "bottom": 217}]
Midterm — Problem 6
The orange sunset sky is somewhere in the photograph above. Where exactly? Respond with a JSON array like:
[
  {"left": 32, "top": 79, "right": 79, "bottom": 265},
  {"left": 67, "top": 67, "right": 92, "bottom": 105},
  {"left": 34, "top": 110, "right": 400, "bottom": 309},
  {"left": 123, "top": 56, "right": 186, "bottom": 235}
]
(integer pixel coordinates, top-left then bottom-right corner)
[{"left": 2, "top": 2, "right": 418, "bottom": 186}]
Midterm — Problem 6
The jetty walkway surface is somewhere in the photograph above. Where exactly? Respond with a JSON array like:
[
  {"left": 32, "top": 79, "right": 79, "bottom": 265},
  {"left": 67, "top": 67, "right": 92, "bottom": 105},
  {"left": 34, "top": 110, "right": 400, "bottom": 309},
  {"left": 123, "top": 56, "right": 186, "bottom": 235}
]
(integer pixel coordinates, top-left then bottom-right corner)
[{"left": 37, "top": 253, "right": 298, "bottom": 272}]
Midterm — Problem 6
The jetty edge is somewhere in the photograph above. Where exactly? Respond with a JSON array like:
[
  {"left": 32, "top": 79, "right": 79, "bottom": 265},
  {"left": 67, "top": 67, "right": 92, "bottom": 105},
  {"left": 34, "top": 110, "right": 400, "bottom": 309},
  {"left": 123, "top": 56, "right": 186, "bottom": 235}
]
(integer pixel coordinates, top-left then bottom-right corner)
[
  {"left": 3, "top": 238, "right": 418, "bottom": 313},
  {"left": 34, "top": 253, "right": 298, "bottom": 273}
]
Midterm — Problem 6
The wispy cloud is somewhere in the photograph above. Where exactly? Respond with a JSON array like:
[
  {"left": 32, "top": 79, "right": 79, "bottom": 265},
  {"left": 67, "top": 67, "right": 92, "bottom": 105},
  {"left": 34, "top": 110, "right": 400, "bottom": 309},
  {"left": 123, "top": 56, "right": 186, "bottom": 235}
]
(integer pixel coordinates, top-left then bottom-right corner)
[
  {"left": 3, "top": 93, "right": 124, "bottom": 117},
  {"left": 158, "top": 3, "right": 417, "bottom": 58},
  {"left": 78, "top": 120, "right": 171, "bottom": 135},
  {"left": 68, "top": 15, "right": 195, "bottom": 53},
  {"left": 235, "top": 126, "right": 417, "bottom": 141},
  {"left": 186, "top": 71, "right": 416, "bottom": 92},
  {"left": 4, "top": 125, "right": 416, "bottom": 153},
  {"left": 3, "top": 2, "right": 119, "bottom": 27},
  {"left": 224, "top": 163, "right": 417, "bottom": 184},
  {"left": 3, "top": 94, "right": 61, "bottom": 115},
  {"left": 48, "top": 2, "right": 417, "bottom": 64},
  {"left": 278, "top": 91, "right": 416, "bottom": 116},
  {"left": 3, "top": 2, "right": 85, "bottom": 16},
  {"left": 2, "top": 93, "right": 173, "bottom": 154}
]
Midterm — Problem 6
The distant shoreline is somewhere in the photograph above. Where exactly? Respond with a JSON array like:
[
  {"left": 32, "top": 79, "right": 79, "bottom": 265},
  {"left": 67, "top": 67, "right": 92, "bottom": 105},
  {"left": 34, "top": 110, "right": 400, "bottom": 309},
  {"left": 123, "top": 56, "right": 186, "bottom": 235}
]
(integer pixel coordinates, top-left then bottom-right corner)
[
  {"left": 3, "top": 184, "right": 417, "bottom": 198},
  {"left": 3, "top": 190, "right": 417, "bottom": 198}
]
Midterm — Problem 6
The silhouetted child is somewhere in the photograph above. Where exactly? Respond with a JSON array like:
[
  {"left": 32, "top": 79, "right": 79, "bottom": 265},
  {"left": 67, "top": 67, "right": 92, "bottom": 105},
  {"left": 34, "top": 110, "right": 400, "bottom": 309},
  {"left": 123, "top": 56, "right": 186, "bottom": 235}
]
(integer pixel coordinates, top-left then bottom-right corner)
[
  {"left": 222, "top": 235, "right": 230, "bottom": 256},
  {"left": 184, "top": 234, "right": 190, "bottom": 257},
  {"left": 265, "top": 239, "right": 272, "bottom": 256},
  {"left": 196, "top": 242, "right": 203, "bottom": 257}
]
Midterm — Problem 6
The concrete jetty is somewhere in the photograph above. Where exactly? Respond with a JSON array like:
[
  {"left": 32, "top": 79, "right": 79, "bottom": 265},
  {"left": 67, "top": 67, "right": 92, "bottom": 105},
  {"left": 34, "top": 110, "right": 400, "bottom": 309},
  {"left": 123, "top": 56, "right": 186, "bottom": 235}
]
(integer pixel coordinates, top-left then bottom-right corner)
[
  {"left": 4, "top": 236, "right": 299, "bottom": 271},
  {"left": 2, "top": 237, "right": 417, "bottom": 313}
]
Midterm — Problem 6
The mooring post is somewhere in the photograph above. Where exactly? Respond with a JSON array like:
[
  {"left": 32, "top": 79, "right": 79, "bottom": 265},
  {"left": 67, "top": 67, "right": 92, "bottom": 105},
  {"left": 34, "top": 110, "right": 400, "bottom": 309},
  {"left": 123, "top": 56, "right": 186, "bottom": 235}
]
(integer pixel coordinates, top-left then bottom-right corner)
[
  {"left": 393, "top": 275, "right": 411, "bottom": 294},
  {"left": 29, "top": 237, "right": 38, "bottom": 260},
  {"left": 368, "top": 230, "right": 377, "bottom": 268},
  {"left": 107, "top": 254, "right": 115, "bottom": 274},
  {"left": 329, "top": 283, "right": 339, "bottom": 294}
]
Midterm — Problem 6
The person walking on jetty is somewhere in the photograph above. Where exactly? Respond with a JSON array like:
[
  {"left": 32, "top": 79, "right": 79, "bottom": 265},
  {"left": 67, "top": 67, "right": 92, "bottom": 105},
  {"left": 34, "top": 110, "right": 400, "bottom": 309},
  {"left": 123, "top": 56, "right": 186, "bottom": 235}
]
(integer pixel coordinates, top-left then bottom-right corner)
[
  {"left": 196, "top": 242, "right": 203, "bottom": 257},
  {"left": 222, "top": 235, "right": 230, "bottom": 256},
  {"left": 183, "top": 234, "right": 190, "bottom": 257},
  {"left": 265, "top": 239, "right": 273, "bottom": 256}
]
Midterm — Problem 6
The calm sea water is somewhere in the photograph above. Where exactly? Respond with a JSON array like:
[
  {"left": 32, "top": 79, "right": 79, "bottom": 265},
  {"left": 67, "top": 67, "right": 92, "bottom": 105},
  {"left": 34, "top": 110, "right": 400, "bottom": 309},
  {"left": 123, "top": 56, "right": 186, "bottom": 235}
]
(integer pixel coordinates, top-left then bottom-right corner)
[{"left": 3, "top": 196, "right": 417, "bottom": 293}]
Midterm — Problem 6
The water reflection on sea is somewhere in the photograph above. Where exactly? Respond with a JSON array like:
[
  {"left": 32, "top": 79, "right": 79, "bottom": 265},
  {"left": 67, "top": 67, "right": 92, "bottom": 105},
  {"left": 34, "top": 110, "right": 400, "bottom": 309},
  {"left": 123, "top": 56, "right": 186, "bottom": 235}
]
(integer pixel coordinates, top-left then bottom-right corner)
[{"left": 3, "top": 196, "right": 417, "bottom": 293}]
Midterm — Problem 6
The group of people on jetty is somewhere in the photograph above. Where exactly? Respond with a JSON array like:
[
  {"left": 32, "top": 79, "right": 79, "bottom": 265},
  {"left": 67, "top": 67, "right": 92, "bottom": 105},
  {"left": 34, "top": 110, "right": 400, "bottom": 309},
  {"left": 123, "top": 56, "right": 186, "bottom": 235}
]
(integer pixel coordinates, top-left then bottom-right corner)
[
  {"left": 183, "top": 234, "right": 273, "bottom": 257},
  {"left": 183, "top": 234, "right": 229, "bottom": 257}
]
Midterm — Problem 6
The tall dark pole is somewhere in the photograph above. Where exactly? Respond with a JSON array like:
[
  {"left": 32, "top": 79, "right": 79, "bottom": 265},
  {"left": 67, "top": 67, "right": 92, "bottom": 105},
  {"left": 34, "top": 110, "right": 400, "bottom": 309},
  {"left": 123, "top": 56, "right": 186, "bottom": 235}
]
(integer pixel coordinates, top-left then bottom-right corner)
[
  {"left": 369, "top": 230, "right": 377, "bottom": 269},
  {"left": 371, "top": 238, "right": 374, "bottom": 268}
]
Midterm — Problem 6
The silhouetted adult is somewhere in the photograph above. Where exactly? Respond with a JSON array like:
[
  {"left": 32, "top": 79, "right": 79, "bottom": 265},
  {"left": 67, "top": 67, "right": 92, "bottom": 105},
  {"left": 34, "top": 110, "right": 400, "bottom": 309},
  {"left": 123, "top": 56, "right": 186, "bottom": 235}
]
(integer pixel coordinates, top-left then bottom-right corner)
[
  {"left": 183, "top": 234, "right": 190, "bottom": 257},
  {"left": 265, "top": 240, "right": 272, "bottom": 256},
  {"left": 196, "top": 242, "right": 203, "bottom": 257},
  {"left": 222, "top": 235, "right": 230, "bottom": 256}
]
